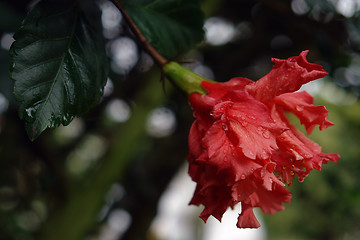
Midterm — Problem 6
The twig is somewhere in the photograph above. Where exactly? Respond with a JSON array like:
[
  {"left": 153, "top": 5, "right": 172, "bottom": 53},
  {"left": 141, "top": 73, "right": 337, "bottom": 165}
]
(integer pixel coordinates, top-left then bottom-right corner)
[{"left": 110, "top": 0, "right": 169, "bottom": 67}]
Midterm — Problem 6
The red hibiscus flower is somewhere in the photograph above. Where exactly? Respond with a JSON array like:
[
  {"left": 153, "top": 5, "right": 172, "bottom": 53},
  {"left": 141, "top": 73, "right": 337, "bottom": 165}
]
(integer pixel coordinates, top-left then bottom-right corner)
[{"left": 187, "top": 51, "right": 340, "bottom": 228}]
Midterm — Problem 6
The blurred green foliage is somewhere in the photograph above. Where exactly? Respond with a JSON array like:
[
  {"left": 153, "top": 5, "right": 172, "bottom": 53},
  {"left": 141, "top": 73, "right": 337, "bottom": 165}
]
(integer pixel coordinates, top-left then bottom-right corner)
[{"left": 0, "top": 0, "right": 360, "bottom": 240}]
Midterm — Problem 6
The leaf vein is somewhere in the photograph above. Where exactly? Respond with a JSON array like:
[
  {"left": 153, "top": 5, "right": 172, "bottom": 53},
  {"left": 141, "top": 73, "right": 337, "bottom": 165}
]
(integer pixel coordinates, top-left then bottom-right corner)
[
  {"left": 15, "top": 36, "right": 70, "bottom": 53},
  {"left": 18, "top": 56, "right": 63, "bottom": 73},
  {"left": 31, "top": 9, "right": 79, "bottom": 130}
]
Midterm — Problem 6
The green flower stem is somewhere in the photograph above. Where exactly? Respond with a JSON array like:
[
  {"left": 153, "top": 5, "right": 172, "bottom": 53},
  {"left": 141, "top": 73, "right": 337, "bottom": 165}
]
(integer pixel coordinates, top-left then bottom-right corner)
[{"left": 163, "top": 61, "right": 215, "bottom": 95}]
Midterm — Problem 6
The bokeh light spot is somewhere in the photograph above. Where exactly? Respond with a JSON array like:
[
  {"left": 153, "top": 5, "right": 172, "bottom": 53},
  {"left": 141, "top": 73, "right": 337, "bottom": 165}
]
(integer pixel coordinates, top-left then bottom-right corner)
[
  {"left": 204, "top": 17, "right": 235, "bottom": 46},
  {"left": 146, "top": 107, "right": 176, "bottom": 138},
  {"left": 105, "top": 99, "right": 131, "bottom": 123},
  {"left": 110, "top": 37, "right": 138, "bottom": 74}
]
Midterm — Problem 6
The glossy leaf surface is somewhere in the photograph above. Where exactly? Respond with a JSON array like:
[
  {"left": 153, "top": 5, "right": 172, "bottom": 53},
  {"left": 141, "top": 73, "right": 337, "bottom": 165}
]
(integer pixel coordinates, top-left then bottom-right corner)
[{"left": 9, "top": 0, "right": 107, "bottom": 140}]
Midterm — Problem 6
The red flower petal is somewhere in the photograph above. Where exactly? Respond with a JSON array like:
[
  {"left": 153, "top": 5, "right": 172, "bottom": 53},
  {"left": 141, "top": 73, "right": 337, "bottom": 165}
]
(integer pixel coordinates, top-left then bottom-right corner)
[
  {"left": 191, "top": 184, "right": 234, "bottom": 223},
  {"left": 274, "top": 91, "right": 333, "bottom": 134},
  {"left": 188, "top": 121, "right": 204, "bottom": 161},
  {"left": 201, "top": 122, "right": 262, "bottom": 178},
  {"left": 225, "top": 100, "right": 285, "bottom": 160},
  {"left": 254, "top": 180, "right": 292, "bottom": 214},
  {"left": 246, "top": 51, "right": 328, "bottom": 102},
  {"left": 202, "top": 77, "right": 253, "bottom": 100},
  {"left": 237, "top": 204, "right": 261, "bottom": 228}
]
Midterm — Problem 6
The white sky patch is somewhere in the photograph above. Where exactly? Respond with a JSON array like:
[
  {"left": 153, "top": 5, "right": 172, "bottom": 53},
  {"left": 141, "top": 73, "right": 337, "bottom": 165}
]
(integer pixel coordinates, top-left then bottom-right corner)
[{"left": 299, "top": 78, "right": 324, "bottom": 96}]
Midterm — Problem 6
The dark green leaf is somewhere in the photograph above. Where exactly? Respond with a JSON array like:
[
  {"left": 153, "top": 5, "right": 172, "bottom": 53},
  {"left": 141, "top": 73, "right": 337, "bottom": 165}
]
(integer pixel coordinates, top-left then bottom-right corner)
[
  {"left": 123, "top": 0, "right": 204, "bottom": 59},
  {"left": 9, "top": 0, "right": 108, "bottom": 140}
]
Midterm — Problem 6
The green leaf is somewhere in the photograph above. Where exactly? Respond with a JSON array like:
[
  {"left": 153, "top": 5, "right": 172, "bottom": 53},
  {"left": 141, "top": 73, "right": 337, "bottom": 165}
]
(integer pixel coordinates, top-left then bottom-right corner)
[
  {"left": 123, "top": 0, "right": 204, "bottom": 59},
  {"left": 9, "top": 0, "right": 108, "bottom": 140}
]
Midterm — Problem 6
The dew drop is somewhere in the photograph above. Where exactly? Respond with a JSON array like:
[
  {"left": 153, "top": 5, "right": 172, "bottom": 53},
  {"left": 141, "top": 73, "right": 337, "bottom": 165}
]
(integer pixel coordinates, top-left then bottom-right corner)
[
  {"left": 62, "top": 113, "right": 73, "bottom": 126},
  {"left": 261, "top": 150, "right": 269, "bottom": 159},
  {"left": 49, "top": 114, "right": 61, "bottom": 128},
  {"left": 240, "top": 121, "right": 248, "bottom": 127},
  {"left": 224, "top": 157, "right": 228, "bottom": 162},
  {"left": 269, "top": 178, "right": 273, "bottom": 184},
  {"left": 247, "top": 151, "right": 255, "bottom": 159},
  {"left": 296, "top": 105, "right": 304, "bottom": 111},
  {"left": 240, "top": 174, "right": 246, "bottom": 180},
  {"left": 210, "top": 110, "right": 221, "bottom": 119},
  {"left": 257, "top": 126, "right": 264, "bottom": 132},
  {"left": 262, "top": 130, "right": 270, "bottom": 139},
  {"left": 25, "top": 107, "right": 36, "bottom": 121},
  {"left": 222, "top": 122, "right": 229, "bottom": 131}
]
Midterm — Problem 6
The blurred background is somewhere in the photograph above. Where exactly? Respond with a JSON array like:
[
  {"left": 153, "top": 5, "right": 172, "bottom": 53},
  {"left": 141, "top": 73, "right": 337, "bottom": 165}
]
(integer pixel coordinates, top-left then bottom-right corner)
[{"left": 1, "top": 0, "right": 360, "bottom": 239}]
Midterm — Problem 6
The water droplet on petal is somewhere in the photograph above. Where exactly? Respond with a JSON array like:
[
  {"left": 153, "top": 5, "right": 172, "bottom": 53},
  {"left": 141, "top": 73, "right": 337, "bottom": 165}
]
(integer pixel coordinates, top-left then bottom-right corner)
[
  {"left": 262, "top": 130, "right": 270, "bottom": 139},
  {"left": 224, "top": 157, "right": 228, "bottom": 162},
  {"left": 222, "top": 122, "right": 229, "bottom": 131},
  {"left": 240, "top": 121, "right": 248, "bottom": 127},
  {"left": 261, "top": 150, "right": 269, "bottom": 159},
  {"left": 240, "top": 174, "right": 246, "bottom": 180},
  {"left": 247, "top": 151, "right": 255, "bottom": 159},
  {"left": 210, "top": 110, "right": 222, "bottom": 119},
  {"left": 257, "top": 126, "right": 264, "bottom": 132},
  {"left": 296, "top": 105, "right": 304, "bottom": 111}
]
